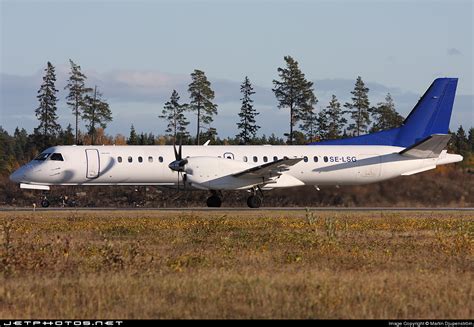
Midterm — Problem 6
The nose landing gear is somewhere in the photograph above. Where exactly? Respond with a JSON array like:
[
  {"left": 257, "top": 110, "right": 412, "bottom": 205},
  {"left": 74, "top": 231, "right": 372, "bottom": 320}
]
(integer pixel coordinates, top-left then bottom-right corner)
[{"left": 41, "top": 197, "right": 50, "bottom": 208}]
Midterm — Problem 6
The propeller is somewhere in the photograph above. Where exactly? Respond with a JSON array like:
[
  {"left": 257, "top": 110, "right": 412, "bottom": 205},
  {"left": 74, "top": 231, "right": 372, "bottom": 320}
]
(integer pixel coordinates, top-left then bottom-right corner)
[{"left": 168, "top": 138, "right": 188, "bottom": 191}]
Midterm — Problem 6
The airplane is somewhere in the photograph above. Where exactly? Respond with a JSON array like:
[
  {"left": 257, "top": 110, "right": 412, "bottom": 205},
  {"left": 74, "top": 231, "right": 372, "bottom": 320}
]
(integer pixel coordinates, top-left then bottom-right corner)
[{"left": 9, "top": 78, "right": 463, "bottom": 208}]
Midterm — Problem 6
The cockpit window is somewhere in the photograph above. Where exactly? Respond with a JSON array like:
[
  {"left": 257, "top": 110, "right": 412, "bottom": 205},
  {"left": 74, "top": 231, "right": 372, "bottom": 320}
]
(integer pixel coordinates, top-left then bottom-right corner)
[
  {"left": 50, "top": 153, "right": 64, "bottom": 161},
  {"left": 34, "top": 153, "right": 51, "bottom": 161}
]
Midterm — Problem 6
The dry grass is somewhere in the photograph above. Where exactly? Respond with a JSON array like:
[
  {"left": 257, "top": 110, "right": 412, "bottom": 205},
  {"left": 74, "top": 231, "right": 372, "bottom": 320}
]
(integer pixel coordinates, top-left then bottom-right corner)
[{"left": 0, "top": 210, "right": 472, "bottom": 319}]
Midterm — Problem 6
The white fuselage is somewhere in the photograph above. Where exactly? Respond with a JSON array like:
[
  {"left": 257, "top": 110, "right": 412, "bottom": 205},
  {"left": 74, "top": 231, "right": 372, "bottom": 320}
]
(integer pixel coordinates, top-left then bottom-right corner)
[{"left": 10, "top": 144, "right": 462, "bottom": 191}]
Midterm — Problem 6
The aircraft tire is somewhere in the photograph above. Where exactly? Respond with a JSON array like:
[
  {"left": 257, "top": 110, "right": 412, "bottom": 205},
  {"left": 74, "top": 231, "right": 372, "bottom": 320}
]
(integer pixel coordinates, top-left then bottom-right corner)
[
  {"left": 206, "top": 195, "right": 222, "bottom": 207},
  {"left": 41, "top": 199, "right": 50, "bottom": 208},
  {"left": 247, "top": 195, "right": 262, "bottom": 209}
]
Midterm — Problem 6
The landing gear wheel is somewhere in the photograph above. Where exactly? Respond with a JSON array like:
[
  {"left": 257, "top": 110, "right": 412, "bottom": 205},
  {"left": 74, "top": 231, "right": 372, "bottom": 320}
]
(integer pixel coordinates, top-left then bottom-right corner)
[
  {"left": 41, "top": 199, "right": 50, "bottom": 208},
  {"left": 247, "top": 195, "right": 262, "bottom": 208},
  {"left": 206, "top": 195, "right": 222, "bottom": 207}
]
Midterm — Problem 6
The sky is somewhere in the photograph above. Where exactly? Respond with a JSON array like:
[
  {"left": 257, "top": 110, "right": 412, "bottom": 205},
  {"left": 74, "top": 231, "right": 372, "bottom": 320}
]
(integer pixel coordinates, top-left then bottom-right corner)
[{"left": 1, "top": 0, "right": 473, "bottom": 139}]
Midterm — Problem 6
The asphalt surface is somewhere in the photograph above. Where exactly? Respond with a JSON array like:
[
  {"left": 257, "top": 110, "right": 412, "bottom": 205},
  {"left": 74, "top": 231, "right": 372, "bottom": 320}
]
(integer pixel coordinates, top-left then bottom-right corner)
[{"left": 0, "top": 207, "right": 473, "bottom": 212}]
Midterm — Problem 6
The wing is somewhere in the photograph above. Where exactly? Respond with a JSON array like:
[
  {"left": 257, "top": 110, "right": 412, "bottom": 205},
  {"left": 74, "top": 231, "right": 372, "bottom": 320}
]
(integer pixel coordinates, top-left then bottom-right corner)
[{"left": 232, "top": 158, "right": 303, "bottom": 179}]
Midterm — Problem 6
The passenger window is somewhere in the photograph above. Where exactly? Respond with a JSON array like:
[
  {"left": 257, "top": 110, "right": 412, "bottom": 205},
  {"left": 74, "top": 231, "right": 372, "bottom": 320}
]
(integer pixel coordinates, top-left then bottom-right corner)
[
  {"left": 138, "top": 156, "right": 143, "bottom": 163},
  {"left": 303, "top": 156, "right": 308, "bottom": 162},
  {"left": 243, "top": 156, "right": 248, "bottom": 162},
  {"left": 34, "top": 153, "right": 51, "bottom": 161},
  {"left": 253, "top": 156, "right": 258, "bottom": 162},
  {"left": 273, "top": 156, "right": 278, "bottom": 161},
  {"left": 313, "top": 156, "right": 318, "bottom": 162},
  {"left": 118, "top": 156, "right": 122, "bottom": 163},
  {"left": 128, "top": 156, "right": 133, "bottom": 163},
  {"left": 263, "top": 156, "right": 268, "bottom": 163},
  {"left": 50, "top": 153, "right": 64, "bottom": 161},
  {"left": 159, "top": 156, "right": 163, "bottom": 163},
  {"left": 148, "top": 156, "right": 153, "bottom": 163},
  {"left": 323, "top": 156, "right": 328, "bottom": 163}
]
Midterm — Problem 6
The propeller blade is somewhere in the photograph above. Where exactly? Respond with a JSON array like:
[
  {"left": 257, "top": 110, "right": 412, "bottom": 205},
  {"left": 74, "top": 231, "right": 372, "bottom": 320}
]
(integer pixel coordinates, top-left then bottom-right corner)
[
  {"left": 173, "top": 142, "right": 179, "bottom": 161},
  {"left": 178, "top": 137, "right": 182, "bottom": 161},
  {"left": 183, "top": 173, "right": 187, "bottom": 192},
  {"left": 177, "top": 171, "right": 180, "bottom": 192}
]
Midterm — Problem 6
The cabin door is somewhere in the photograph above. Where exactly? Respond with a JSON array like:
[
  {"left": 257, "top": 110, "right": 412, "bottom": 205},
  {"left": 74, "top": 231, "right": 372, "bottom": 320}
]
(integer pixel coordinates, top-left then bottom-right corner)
[
  {"left": 223, "top": 152, "right": 235, "bottom": 160},
  {"left": 85, "top": 149, "right": 100, "bottom": 179}
]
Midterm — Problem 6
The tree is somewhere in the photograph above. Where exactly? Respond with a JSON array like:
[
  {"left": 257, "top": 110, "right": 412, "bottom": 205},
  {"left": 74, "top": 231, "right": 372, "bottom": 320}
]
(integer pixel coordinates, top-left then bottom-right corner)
[
  {"left": 455, "top": 126, "right": 470, "bottom": 158},
  {"left": 344, "top": 76, "right": 371, "bottom": 136},
  {"left": 59, "top": 124, "right": 75, "bottom": 145},
  {"left": 64, "top": 59, "right": 92, "bottom": 144},
  {"left": 315, "top": 110, "right": 329, "bottom": 141},
  {"left": 127, "top": 125, "right": 138, "bottom": 145},
  {"left": 370, "top": 93, "right": 404, "bottom": 132},
  {"left": 82, "top": 86, "right": 112, "bottom": 145},
  {"left": 272, "top": 56, "right": 315, "bottom": 144},
  {"left": 159, "top": 90, "right": 189, "bottom": 141},
  {"left": 299, "top": 95, "right": 318, "bottom": 143},
  {"left": 34, "top": 61, "right": 60, "bottom": 148},
  {"left": 13, "top": 127, "right": 30, "bottom": 163},
  {"left": 468, "top": 127, "right": 474, "bottom": 152},
  {"left": 188, "top": 70, "right": 218, "bottom": 145},
  {"left": 236, "top": 76, "right": 260, "bottom": 144},
  {"left": 0, "top": 127, "right": 15, "bottom": 174},
  {"left": 324, "top": 95, "right": 347, "bottom": 139}
]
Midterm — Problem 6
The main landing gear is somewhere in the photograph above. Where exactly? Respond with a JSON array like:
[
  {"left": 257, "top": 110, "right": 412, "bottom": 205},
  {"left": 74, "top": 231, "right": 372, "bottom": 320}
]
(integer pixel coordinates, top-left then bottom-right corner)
[
  {"left": 246, "top": 187, "right": 263, "bottom": 209},
  {"left": 205, "top": 188, "right": 264, "bottom": 208},
  {"left": 206, "top": 190, "right": 222, "bottom": 207}
]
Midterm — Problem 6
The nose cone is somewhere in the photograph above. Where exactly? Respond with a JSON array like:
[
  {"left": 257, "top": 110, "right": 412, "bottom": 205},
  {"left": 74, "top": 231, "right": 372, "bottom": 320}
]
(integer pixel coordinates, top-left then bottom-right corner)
[{"left": 9, "top": 167, "right": 24, "bottom": 183}]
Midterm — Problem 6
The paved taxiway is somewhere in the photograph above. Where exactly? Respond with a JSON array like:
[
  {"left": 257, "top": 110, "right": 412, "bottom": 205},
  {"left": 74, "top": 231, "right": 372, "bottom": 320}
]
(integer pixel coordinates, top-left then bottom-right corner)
[{"left": 0, "top": 207, "right": 473, "bottom": 212}]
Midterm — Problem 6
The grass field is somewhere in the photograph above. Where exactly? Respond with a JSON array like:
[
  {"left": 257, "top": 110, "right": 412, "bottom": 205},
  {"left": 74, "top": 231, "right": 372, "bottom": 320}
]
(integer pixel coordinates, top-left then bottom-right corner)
[{"left": 0, "top": 210, "right": 472, "bottom": 319}]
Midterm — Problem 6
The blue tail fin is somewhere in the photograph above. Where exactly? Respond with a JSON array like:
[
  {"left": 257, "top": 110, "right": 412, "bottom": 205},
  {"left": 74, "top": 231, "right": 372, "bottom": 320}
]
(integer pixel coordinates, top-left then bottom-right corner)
[{"left": 312, "top": 78, "right": 458, "bottom": 147}]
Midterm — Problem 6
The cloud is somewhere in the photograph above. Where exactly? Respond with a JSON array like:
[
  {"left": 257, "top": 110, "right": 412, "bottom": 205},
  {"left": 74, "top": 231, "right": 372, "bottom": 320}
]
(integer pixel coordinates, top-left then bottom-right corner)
[{"left": 447, "top": 48, "right": 462, "bottom": 56}]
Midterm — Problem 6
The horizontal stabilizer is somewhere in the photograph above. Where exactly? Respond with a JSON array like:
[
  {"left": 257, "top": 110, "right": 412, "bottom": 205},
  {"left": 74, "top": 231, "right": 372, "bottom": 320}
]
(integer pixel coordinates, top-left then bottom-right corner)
[
  {"left": 233, "top": 158, "right": 303, "bottom": 179},
  {"left": 399, "top": 134, "right": 451, "bottom": 159}
]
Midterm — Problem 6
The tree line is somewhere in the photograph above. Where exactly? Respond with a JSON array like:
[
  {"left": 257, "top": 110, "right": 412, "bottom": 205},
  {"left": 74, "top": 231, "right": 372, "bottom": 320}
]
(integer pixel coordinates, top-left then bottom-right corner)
[
  {"left": 1, "top": 56, "right": 473, "bottom": 177},
  {"left": 157, "top": 56, "right": 405, "bottom": 145}
]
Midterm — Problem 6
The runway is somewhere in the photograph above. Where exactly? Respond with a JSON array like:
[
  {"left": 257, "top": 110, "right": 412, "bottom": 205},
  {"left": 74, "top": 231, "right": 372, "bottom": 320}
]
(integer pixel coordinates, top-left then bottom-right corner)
[{"left": 0, "top": 206, "right": 473, "bottom": 212}]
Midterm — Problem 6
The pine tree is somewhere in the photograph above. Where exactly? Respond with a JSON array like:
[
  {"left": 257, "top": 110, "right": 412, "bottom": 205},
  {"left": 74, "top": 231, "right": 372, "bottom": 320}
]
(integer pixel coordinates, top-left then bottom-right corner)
[
  {"left": 64, "top": 59, "right": 92, "bottom": 144},
  {"left": 188, "top": 69, "right": 218, "bottom": 145},
  {"left": 34, "top": 61, "right": 60, "bottom": 148},
  {"left": 82, "top": 86, "right": 112, "bottom": 145},
  {"left": 469, "top": 127, "right": 474, "bottom": 152},
  {"left": 236, "top": 76, "right": 260, "bottom": 144},
  {"left": 455, "top": 126, "right": 469, "bottom": 158},
  {"left": 13, "top": 127, "right": 27, "bottom": 158},
  {"left": 159, "top": 90, "right": 189, "bottom": 141},
  {"left": 299, "top": 95, "right": 318, "bottom": 143},
  {"left": 344, "top": 76, "right": 371, "bottom": 136},
  {"left": 370, "top": 93, "right": 404, "bottom": 132},
  {"left": 0, "top": 127, "right": 14, "bottom": 174},
  {"left": 315, "top": 110, "right": 329, "bottom": 141},
  {"left": 127, "top": 125, "right": 139, "bottom": 145},
  {"left": 59, "top": 124, "right": 75, "bottom": 145},
  {"left": 272, "top": 56, "right": 315, "bottom": 144},
  {"left": 324, "top": 95, "right": 347, "bottom": 139}
]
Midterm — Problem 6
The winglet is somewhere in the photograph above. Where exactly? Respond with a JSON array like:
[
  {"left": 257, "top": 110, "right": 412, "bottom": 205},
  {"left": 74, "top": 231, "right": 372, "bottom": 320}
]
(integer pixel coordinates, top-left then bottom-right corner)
[{"left": 399, "top": 134, "right": 451, "bottom": 158}]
